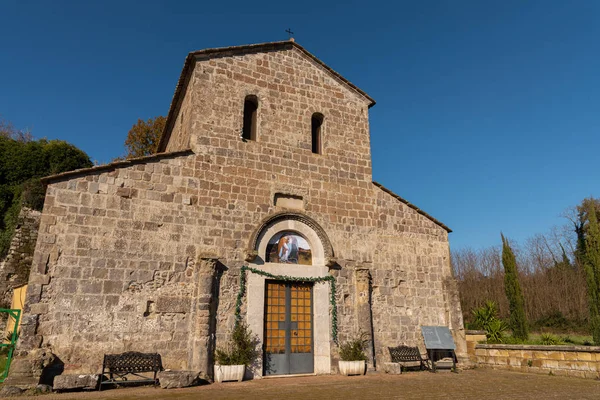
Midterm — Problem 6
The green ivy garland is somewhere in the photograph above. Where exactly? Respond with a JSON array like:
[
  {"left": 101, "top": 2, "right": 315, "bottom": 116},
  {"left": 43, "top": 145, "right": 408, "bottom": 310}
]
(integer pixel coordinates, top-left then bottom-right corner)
[{"left": 234, "top": 265, "right": 338, "bottom": 344}]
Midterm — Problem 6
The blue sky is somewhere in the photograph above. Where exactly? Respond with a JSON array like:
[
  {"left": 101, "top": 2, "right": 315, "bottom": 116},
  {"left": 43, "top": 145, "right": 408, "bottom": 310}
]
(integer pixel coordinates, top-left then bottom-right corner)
[{"left": 2, "top": 1, "right": 599, "bottom": 250}]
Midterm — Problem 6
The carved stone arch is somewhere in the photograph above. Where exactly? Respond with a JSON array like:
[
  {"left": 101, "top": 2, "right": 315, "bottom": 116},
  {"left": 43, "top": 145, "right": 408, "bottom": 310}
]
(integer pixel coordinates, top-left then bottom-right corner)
[{"left": 247, "top": 211, "right": 334, "bottom": 262}]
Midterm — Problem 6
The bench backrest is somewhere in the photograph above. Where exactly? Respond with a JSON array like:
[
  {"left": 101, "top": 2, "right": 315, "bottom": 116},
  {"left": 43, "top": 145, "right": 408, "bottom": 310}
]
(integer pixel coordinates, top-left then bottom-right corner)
[
  {"left": 103, "top": 351, "right": 163, "bottom": 374},
  {"left": 388, "top": 346, "right": 422, "bottom": 363}
]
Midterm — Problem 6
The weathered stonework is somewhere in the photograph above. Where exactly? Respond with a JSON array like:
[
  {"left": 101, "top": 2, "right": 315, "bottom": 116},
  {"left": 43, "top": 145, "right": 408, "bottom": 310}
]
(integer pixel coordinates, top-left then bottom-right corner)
[
  {"left": 0, "top": 207, "right": 41, "bottom": 307},
  {"left": 14, "top": 40, "right": 465, "bottom": 383},
  {"left": 472, "top": 342, "right": 600, "bottom": 380}
]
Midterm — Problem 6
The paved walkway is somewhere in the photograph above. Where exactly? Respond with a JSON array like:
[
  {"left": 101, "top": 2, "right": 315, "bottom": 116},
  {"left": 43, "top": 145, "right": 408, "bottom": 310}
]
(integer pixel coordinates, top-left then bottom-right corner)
[{"left": 21, "top": 369, "right": 600, "bottom": 400}]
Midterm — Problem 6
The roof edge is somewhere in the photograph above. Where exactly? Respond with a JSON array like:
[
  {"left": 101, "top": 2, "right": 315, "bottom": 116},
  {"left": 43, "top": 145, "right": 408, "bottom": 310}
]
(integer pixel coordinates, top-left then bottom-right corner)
[
  {"left": 41, "top": 148, "right": 194, "bottom": 184},
  {"left": 372, "top": 181, "right": 452, "bottom": 233},
  {"left": 157, "top": 40, "right": 376, "bottom": 153}
]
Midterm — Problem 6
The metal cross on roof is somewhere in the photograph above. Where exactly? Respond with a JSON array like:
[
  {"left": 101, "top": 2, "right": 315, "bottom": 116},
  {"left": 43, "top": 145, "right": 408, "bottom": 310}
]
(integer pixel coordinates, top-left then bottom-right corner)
[{"left": 286, "top": 28, "right": 294, "bottom": 39}]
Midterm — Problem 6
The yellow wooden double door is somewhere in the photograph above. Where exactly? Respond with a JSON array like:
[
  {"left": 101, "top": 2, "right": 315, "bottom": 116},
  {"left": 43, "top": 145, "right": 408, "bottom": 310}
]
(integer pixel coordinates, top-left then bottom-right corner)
[{"left": 264, "top": 281, "right": 314, "bottom": 375}]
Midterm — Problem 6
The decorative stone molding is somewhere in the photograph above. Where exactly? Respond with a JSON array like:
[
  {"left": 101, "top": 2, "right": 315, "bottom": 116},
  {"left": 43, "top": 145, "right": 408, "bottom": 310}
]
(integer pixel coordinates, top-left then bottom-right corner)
[
  {"left": 325, "top": 257, "right": 338, "bottom": 268},
  {"left": 198, "top": 252, "right": 218, "bottom": 261},
  {"left": 244, "top": 249, "right": 258, "bottom": 263},
  {"left": 248, "top": 211, "right": 334, "bottom": 258}
]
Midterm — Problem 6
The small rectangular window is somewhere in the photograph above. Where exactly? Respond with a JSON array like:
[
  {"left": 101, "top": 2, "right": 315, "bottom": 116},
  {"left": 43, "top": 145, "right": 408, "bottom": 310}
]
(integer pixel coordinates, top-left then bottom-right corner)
[
  {"left": 242, "top": 95, "right": 258, "bottom": 141},
  {"left": 311, "top": 113, "right": 323, "bottom": 154}
]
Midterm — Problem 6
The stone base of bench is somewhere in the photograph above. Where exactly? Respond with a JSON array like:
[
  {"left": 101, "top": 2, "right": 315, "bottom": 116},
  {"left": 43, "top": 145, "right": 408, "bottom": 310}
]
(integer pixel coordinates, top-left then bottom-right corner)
[
  {"left": 54, "top": 374, "right": 99, "bottom": 390},
  {"left": 157, "top": 370, "right": 201, "bottom": 389},
  {"left": 383, "top": 361, "right": 423, "bottom": 374}
]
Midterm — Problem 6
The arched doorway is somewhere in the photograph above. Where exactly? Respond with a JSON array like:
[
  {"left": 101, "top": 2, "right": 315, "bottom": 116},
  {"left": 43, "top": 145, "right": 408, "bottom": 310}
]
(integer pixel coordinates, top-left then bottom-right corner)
[{"left": 246, "top": 214, "right": 333, "bottom": 377}]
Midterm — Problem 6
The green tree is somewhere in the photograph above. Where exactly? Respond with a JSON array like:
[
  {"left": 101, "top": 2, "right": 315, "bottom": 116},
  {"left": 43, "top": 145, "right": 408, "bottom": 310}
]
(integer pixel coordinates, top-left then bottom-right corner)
[
  {"left": 0, "top": 131, "right": 92, "bottom": 258},
  {"left": 582, "top": 201, "right": 600, "bottom": 344},
  {"left": 123, "top": 116, "right": 166, "bottom": 158},
  {"left": 501, "top": 234, "right": 529, "bottom": 340},
  {"left": 573, "top": 199, "right": 600, "bottom": 270}
]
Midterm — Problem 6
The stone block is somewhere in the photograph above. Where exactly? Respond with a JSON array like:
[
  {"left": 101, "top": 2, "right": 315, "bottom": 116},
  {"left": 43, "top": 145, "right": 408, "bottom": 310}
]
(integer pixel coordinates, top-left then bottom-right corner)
[
  {"left": 382, "top": 362, "right": 402, "bottom": 374},
  {"left": 548, "top": 351, "right": 563, "bottom": 361},
  {"left": 0, "top": 386, "right": 24, "bottom": 396},
  {"left": 116, "top": 187, "right": 132, "bottom": 198},
  {"left": 563, "top": 351, "right": 579, "bottom": 361},
  {"left": 156, "top": 297, "right": 192, "bottom": 313},
  {"left": 541, "top": 360, "right": 559, "bottom": 369},
  {"left": 29, "top": 303, "right": 49, "bottom": 315},
  {"left": 30, "top": 274, "right": 51, "bottom": 285},
  {"left": 577, "top": 352, "right": 593, "bottom": 361},
  {"left": 157, "top": 370, "right": 200, "bottom": 389},
  {"left": 35, "top": 384, "right": 52, "bottom": 393},
  {"left": 53, "top": 374, "right": 99, "bottom": 390}
]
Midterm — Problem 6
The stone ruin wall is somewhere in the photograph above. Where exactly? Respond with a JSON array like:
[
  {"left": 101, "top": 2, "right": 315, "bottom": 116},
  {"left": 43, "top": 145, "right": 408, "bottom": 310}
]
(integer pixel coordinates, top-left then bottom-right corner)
[{"left": 0, "top": 207, "right": 41, "bottom": 307}]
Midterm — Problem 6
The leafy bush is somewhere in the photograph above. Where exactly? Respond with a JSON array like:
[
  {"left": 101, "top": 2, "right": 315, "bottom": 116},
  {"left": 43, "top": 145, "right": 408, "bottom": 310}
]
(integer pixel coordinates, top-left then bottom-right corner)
[
  {"left": 339, "top": 333, "right": 368, "bottom": 361},
  {"left": 472, "top": 301, "right": 509, "bottom": 343},
  {"left": 539, "top": 333, "right": 560, "bottom": 345},
  {"left": 486, "top": 319, "right": 509, "bottom": 343},
  {"left": 472, "top": 300, "right": 498, "bottom": 330},
  {"left": 215, "top": 321, "right": 259, "bottom": 366},
  {"left": 561, "top": 335, "right": 574, "bottom": 344},
  {"left": 533, "top": 311, "right": 572, "bottom": 331}
]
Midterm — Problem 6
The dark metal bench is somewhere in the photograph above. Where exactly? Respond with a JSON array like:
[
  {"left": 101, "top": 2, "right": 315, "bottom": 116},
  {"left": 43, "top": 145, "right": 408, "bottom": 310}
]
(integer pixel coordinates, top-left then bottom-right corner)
[
  {"left": 388, "top": 345, "right": 430, "bottom": 371},
  {"left": 99, "top": 351, "right": 163, "bottom": 391}
]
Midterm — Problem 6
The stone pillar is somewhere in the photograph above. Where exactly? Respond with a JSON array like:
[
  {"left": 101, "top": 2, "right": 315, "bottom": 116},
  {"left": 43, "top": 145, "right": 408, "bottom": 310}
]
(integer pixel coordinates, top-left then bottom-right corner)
[
  {"left": 443, "top": 276, "right": 469, "bottom": 364},
  {"left": 188, "top": 257, "right": 218, "bottom": 379},
  {"left": 354, "top": 266, "right": 375, "bottom": 370}
]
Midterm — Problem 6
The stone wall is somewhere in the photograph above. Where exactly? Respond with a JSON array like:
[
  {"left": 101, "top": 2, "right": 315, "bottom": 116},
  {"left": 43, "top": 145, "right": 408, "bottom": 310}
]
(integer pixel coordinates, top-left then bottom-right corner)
[
  {"left": 473, "top": 343, "right": 600, "bottom": 379},
  {"left": 14, "top": 43, "right": 465, "bottom": 381},
  {"left": 465, "top": 332, "right": 600, "bottom": 379},
  {"left": 19, "top": 151, "right": 214, "bottom": 376},
  {"left": 465, "top": 330, "right": 486, "bottom": 363},
  {"left": 0, "top": 207, "right": 41, "bottom": 307}
]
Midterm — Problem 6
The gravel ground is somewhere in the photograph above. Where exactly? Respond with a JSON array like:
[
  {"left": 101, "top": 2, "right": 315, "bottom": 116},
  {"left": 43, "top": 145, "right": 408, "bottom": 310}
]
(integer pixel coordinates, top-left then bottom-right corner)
[{"left": 17, "top": 368, "right": 600, "bottom": 400}]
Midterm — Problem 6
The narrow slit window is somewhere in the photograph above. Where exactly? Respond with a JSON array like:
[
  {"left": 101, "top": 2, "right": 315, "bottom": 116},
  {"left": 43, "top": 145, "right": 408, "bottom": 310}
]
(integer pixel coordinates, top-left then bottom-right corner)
[
  {"left": 311, "top": 113, "right": 323, "bottom": 154},
  {"left": 242, "top": 95, "right": 258, "bottom": 141}
]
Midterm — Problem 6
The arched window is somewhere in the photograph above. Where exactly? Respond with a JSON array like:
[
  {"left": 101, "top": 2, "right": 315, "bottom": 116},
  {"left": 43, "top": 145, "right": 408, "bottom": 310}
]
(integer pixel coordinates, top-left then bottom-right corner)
[
  {"left": 242, "top": 95, "right": 258, "bottom": 141},
  {"left": 311, "top": 113, "right": 323, "bottom": 154}
]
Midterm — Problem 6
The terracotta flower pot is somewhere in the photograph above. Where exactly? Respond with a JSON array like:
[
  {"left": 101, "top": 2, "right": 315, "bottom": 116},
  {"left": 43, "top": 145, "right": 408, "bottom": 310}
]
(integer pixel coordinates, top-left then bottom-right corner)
[
  {"left": 338, "top": 360, "right": 366, "bottom": 376},
  {"left": 214, "top": 364, "right": 245, "bottom": 383}
]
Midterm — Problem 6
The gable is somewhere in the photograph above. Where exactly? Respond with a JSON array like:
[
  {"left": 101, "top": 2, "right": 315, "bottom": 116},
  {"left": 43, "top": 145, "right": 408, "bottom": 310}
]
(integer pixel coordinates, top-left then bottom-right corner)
[{"left": 157, "top": 40, "right": 375, "bottom": 153}]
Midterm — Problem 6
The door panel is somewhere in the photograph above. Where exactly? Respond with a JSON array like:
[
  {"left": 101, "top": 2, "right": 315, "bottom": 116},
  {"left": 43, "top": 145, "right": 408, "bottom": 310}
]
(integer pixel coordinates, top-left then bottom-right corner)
[{"left": 264, "top": 281, "right": 313, "bottom": 375}]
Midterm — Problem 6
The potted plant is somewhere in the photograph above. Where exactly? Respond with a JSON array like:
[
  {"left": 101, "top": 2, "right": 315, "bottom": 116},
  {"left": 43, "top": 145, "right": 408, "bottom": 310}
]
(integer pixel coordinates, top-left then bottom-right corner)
[
  {"left": 214, "top": 321, "right": 258, "bottom": 383},
  {"left": 338, "top": 333, "right": 368, "bottom": 376}
]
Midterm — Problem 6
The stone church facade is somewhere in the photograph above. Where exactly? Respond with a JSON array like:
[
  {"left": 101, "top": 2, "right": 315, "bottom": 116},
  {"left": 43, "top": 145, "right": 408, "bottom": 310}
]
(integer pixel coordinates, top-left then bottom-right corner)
[{"left": 13, "top": 40, "right": 465, "bottom": 381}]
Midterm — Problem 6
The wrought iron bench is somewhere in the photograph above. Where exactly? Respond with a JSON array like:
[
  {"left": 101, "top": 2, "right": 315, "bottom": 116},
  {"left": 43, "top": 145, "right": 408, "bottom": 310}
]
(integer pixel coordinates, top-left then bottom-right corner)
[
  {"left": 388, "top": 345, "right": 430, "bottom": 371},
  {"left": 99, "top": 351, "right": 163, "bottom": 391}
]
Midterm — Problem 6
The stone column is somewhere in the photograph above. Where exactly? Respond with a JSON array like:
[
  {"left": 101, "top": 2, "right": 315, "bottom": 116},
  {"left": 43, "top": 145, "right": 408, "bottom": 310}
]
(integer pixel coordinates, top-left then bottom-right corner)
[
  {"left": 188, "top": 257, "right": 218, "bottom": 378},
  {"left": 354, "top": 266, "right": 375, "bottom": 370},
  {"left": 443, "top": 276, "right": 469, "bottom": 364}
]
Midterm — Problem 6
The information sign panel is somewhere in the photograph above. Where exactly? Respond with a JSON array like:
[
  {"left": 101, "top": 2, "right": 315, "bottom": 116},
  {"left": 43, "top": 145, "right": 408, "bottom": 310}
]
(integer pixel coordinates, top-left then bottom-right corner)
[{"left": 421, "top": 326, "right": 456, "bottom": 350}]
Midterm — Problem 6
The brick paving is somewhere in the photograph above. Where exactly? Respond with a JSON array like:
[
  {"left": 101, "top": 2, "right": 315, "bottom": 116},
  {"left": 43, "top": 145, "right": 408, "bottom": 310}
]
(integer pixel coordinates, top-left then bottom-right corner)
[{"left": 21, "top": 369, "right": 600, "bottom": 400}]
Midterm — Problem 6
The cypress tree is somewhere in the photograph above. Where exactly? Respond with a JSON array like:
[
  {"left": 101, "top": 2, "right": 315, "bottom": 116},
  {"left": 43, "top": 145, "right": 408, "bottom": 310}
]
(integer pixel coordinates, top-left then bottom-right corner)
[
  {"left": 583, "top": 202, "right": 600, "bottom": 344},
  {"left": 501, "top": 234, "right": 529, "bottom": 340}
]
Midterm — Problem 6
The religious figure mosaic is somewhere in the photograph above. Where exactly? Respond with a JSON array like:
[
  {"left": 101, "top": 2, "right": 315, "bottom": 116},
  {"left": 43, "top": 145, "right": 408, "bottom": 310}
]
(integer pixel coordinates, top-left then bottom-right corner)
[{"left": 266, "top": 231, "right": 312, "bottom": 265}]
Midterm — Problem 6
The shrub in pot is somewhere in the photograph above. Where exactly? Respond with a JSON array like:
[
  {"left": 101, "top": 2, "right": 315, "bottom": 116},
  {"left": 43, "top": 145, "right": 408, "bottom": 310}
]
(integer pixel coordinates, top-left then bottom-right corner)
[
  {"left": 338, "top": 334, "right": 368, "bottom": 376},
  {"left": 214, "top": 321, "right": 259, "bottom": 383}
]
